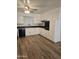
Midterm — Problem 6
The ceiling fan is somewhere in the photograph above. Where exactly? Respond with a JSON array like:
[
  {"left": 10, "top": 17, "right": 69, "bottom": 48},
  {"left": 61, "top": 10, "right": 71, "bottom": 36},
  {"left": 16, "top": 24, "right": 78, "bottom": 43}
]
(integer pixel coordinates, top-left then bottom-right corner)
[{"left": 21, "top": 0, "right": 38, "bottom": 13}]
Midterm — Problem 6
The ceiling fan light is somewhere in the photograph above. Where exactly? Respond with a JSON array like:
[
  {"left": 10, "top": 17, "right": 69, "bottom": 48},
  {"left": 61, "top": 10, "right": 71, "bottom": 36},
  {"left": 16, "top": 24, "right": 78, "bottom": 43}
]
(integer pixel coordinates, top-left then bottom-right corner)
[{"left": 24, "top": 10, "right": 30, "bottom": 14}]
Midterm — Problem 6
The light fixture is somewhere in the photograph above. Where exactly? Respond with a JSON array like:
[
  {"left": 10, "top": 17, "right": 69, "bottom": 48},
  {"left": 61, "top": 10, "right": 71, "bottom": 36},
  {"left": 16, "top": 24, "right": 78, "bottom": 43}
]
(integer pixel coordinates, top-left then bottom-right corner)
[
  {"left": 23, "top": 0, "right": 37, "bottom": 14},
  {"left": 24, "top": 10, "right": 30, "bottom": 14}
]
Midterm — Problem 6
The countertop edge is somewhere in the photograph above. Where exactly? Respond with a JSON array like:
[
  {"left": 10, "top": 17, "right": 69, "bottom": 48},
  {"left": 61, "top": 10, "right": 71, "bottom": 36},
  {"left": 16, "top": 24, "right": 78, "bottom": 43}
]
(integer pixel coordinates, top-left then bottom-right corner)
[{"left": 17, "top": 26, "right": 44, "bottom": 28}]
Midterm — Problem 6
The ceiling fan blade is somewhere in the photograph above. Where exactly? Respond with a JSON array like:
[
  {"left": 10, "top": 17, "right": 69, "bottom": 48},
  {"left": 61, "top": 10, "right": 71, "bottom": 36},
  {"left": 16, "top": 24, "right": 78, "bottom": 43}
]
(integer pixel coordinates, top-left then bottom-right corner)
[
  {"left": 23, "top": 0, "right": 26, "bottom": 6},
  {"left": 27, "top": 0, "right": 30, "bottom": 4},
  {"left": 31, "top": 8, "right": 38, "bottom": 11},
  {"left": 24, "top": 0, "right": 30, "bottom": 5},
  {"left": 18, "top": 0, "right": 38, "bottom": 13}
]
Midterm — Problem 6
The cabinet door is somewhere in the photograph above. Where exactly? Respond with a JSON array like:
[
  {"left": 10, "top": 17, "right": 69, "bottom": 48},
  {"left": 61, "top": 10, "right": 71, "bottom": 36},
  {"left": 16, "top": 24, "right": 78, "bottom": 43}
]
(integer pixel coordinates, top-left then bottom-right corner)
[
  {"left": 25, "top": 28, "right": 40, "bottom": 36},
  {"left": 32, "top": 28, "right": 40, "bottom": 35},
  {"left": 25, "top": 28, "right": 31, "bottom": 36}
]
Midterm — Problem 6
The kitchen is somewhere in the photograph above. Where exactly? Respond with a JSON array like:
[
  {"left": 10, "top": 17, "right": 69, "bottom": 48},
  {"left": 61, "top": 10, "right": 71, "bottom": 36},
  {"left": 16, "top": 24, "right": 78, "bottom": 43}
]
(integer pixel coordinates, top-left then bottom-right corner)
[
  {"left": 17, "top": 8, "right": 60, "bottom": 42},
  {"left": 17, "top": 0, "right": 61, "bottom": 59},
  {"left": 17, "top": 13, "right": 50, "bottom": 37}
]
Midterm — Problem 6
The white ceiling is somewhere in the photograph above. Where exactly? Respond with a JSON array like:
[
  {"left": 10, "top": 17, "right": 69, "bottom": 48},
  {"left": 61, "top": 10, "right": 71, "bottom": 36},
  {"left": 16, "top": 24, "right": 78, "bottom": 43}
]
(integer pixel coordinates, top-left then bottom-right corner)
[{"left": 17, "top": 0, "right": 61, "bottom": 14}]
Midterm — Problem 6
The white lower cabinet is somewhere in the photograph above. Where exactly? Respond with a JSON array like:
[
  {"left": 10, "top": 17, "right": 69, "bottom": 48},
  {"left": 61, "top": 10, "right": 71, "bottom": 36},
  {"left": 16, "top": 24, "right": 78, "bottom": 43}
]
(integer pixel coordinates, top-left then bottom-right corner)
[{"left": 25, "top": 28, "right": 40, "bottom": 36}]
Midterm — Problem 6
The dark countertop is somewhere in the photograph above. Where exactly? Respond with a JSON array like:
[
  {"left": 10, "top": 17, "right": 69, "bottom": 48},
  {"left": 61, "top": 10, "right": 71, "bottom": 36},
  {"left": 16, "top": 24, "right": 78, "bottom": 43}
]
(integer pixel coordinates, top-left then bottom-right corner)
[{"left": 17, "top": 26, "right": 44, "bottom": 28}]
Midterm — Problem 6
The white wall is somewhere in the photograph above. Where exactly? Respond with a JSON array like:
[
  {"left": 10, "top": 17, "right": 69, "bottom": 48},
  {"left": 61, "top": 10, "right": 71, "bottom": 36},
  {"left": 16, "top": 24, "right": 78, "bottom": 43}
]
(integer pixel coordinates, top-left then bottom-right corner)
[
  {"left": 40, "top": 7, "right": 61, "bottom": 42},
  {"left": 54, "top": 12, "right": 61, "bottom": 42}
]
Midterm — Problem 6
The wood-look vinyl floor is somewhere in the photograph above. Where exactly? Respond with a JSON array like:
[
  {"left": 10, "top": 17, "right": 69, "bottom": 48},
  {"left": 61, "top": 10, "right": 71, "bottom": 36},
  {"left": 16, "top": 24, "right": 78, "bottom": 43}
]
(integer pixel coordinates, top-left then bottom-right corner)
[{"left": 17, "top": 35, "right": 61, "bottom": 59}]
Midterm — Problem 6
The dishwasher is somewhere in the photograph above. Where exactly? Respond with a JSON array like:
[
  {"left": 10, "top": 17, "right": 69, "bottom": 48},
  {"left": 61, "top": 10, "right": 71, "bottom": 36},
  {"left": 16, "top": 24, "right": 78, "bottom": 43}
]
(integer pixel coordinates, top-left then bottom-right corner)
[{"left": 18, "top": 28, "right": 25, "bottom": 37}]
